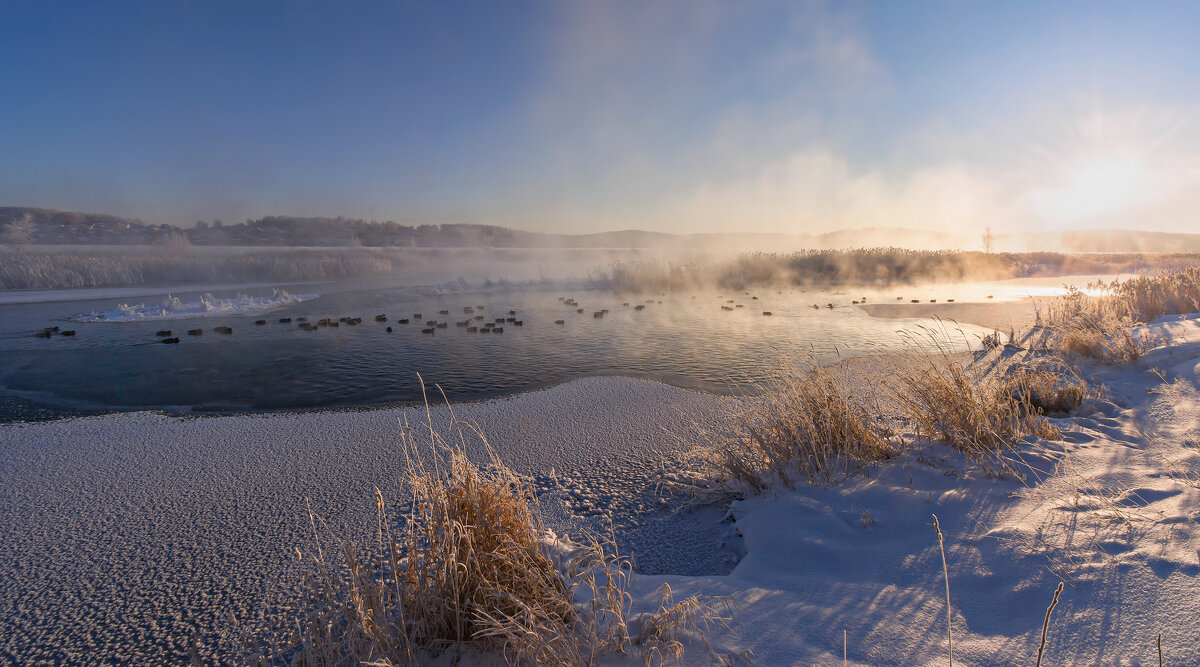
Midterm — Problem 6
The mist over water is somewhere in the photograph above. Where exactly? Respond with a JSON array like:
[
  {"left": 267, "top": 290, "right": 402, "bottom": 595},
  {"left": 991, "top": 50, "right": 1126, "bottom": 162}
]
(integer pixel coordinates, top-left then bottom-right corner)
[{"left": 0, "top": 276, "right": 1016, "bottom": 419}]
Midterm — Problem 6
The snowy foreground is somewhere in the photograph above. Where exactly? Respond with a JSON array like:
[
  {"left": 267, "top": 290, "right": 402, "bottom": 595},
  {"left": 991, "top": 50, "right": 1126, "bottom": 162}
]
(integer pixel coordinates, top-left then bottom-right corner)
[
  {"left": 1, "top": 316, "right": 1199, "bottom": 664},
  {"left": 643, "top": 314, "right": 1200, "bottom": 665}
]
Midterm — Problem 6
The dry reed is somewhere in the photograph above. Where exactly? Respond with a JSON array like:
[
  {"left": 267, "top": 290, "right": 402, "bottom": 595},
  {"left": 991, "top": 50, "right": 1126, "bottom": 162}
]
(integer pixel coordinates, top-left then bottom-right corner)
[
  {"left": 896, "top": 354, "right": 1062, "bottom": 477},
  {"left": 704, "top": 363, "right": 896, "bottom": 492},
  {"left": 932, "top": 514, "right": 952, "bottom": 667},
  {"left": 287, "top": 390, "right": 727, "bottom": 665},
  {"left": 1030, "top": 269, "right": 1200, "bottom": 364},
  {"left": 1035, "top": 581, "right": 1064, "bottom": 667}
]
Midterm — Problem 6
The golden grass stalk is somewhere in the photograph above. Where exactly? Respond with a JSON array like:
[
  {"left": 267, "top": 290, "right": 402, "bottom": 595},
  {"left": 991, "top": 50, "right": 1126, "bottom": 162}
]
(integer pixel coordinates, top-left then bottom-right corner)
[
  {"left": 896, "top": 354, "right": 1061, "bottom": 477},
  {"left": 932, "top": 514, "right": 952, "bottom": 667},
  {"left": 705, "top": 363, "right": 896, "bottom": 491},
  {"left": 288, "top": 384, "right": 727, "bottom": 665},
  {"left": 1035, "top": 581, "right": 1064, "bottom": 667},
  {"left": 1029, "top": 267, "right": 1200, "bottom": 364}
]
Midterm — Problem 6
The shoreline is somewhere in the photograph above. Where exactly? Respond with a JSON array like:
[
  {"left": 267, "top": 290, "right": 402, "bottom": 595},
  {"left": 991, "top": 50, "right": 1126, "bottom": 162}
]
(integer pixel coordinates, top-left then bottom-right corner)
[
  {"left": 0, "top": 375, "right": 742, "bottom": 663},
  {"left": 859, "top": 297, "right": 1040, "bottom": 333}
]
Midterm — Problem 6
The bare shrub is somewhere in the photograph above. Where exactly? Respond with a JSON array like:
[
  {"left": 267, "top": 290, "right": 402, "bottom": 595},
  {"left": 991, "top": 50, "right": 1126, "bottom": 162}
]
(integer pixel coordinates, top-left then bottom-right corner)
[{"left": 3, "top": 213, "right": 34, "bottom": 252}]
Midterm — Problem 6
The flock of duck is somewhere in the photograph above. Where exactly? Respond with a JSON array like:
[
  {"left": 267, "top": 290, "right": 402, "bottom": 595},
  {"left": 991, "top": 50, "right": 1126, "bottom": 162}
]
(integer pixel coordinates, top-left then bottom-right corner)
[{"left": 30, "top": 291, "right": 996, "bottom": 344}]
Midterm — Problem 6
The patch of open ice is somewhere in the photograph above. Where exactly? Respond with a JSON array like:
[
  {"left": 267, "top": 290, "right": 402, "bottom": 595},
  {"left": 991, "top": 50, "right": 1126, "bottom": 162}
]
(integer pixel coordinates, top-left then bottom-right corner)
[{"left": 71, "top": 289, "right": 311, "bottom": 322}]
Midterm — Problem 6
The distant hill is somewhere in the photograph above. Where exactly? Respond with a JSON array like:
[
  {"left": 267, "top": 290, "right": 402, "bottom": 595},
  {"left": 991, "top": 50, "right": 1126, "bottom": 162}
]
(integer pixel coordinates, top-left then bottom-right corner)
[
  {"left": 2, "top": 206, "right": 1198, "bottom": 253},
  {"left": 997, "top": 229, "right": 1200, "bottom": 254}
]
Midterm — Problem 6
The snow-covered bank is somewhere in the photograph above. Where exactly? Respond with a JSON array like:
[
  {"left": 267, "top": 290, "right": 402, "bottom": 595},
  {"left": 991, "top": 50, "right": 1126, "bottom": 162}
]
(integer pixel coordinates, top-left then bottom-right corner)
[
  {"left": 632, "top": 313, "right": 1200, "bottom": 665},
  {"left": 0, "top": 377, "right": 739, "bottom": 663},
  {"left": 2, "top": 316, "right": 1199, "bottom": 664}
]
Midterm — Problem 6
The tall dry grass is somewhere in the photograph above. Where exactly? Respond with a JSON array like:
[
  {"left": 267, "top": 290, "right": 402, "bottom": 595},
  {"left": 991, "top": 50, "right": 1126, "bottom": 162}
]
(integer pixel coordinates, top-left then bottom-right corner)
[
  {"left": 1026, "top": 268, "right": 1200, "bottom": 364},
  {"left": 288, "top": 395, "right": 732, "bottom": 666},
  {"left": 597, "top": 249, "right": 1200, "bottom": 293},
  {"left": 1091, "top": 267, "right": 1200, "bottom": 322},
  {"left": 1022, "top": 267, "right": 1200, "bottom": 364},
  {"left": 895, "top": 354, "right": 1064, "bottom": 477},
  {"left": 1031, "top": 287, "right": 1147, "bottom": 364},
  {"left": 700, "top": 364, "right": 896, "bottom": 493}
]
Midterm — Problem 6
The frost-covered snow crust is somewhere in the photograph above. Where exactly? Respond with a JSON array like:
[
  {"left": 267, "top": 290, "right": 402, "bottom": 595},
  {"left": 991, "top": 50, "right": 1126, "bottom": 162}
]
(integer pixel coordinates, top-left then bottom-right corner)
[
  {"left": 71, "top": 289, "right": 310, "bottom": 322},
  {"left": 0, "top": 377, "right": 738, "bottom": 663}
]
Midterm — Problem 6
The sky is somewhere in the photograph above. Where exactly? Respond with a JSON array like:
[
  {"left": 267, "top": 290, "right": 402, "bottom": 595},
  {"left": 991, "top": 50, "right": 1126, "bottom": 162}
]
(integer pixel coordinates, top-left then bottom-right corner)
[{"left": 1, "top": 0, "right": 1198, "bottom": 236}]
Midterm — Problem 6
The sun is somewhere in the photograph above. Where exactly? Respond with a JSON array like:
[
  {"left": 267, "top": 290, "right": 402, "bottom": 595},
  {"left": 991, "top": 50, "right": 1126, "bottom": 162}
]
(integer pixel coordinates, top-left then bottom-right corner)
[{"left": 1029, "top": 153, "right": 1152, "bottom": 225}]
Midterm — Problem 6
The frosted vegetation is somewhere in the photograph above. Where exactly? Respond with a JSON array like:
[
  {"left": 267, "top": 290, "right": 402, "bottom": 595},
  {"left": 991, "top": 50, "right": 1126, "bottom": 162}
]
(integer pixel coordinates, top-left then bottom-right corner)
[
  {"left": 1, "top": 245, "right": 1197, "bottom": 291},
  {"left": 71, "top": 289, "right": 308, "bottom": 322},
  {"left": 273, "top": 269, "right": 1200, "bottom": 664}
]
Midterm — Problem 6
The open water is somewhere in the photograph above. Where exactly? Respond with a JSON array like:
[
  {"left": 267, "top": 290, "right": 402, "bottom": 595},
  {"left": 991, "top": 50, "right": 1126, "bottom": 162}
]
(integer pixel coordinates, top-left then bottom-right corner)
[{"left": 0, "top": 279, "right": 1014, "bottom": 421}]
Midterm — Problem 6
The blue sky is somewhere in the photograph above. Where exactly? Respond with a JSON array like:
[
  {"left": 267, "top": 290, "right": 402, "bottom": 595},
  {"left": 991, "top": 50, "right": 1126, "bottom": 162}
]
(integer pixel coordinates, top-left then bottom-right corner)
[{"left": 1, "top": 1, "right": 1198, "bottom": 234}]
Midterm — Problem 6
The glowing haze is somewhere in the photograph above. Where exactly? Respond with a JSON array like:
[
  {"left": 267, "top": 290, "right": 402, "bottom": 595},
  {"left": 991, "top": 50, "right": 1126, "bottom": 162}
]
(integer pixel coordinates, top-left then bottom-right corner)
[{"left": 1, "top": 1, "right": 1197, "bottom": 236}]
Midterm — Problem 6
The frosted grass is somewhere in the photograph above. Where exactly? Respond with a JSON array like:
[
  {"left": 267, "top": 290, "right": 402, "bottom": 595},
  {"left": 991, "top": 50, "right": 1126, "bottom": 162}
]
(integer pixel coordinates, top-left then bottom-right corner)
[{"left": 71, "top": 289, "right": 309, "bottom": 322}]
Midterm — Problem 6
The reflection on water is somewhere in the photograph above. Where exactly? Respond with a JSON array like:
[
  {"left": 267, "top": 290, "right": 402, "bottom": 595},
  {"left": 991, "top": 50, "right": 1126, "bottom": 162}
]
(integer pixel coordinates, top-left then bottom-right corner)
[{"left": 0, "top": 278, "right": 1052, "bottom": 419}]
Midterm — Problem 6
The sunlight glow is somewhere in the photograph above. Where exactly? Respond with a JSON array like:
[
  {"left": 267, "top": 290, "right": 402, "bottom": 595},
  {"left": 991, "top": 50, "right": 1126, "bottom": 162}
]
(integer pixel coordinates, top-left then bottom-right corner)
[{"left": 1030, "top": 155, "right": 1151, "bottom": 225}]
